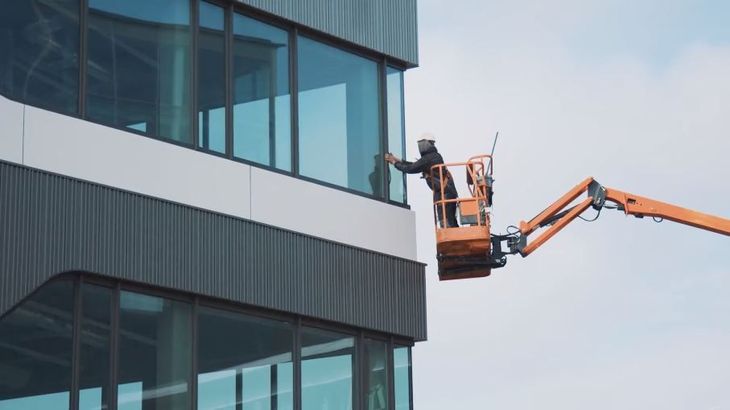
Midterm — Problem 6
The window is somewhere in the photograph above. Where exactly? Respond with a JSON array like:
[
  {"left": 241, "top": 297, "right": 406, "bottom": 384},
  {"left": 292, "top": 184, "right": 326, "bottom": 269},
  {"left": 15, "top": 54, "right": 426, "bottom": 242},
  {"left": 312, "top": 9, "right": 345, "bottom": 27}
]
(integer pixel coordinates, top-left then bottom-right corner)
[
  {"left": 364, "top": 339, "right": 388, "bottom": 410},
  {"left": 87, "top": 0, "right": 192, "bottom": 143},
  {"left": 117, "top": 291, "right": 192, "bottom": 410},
  {"left": 297, "top": 37, "right": 382, "bottom": 197},
  {"left": 233, "top": 15, "right": 291, "bottom": 170},
  {"left": 0, "top": 0, "right": 79, "bottom": 114},
  {"left": 78, "top": 284, "right": 113, "bottom": 410},
  {"left": 301, "top": 327, "right": 355, "bottom": 410},
  {"left": 197, "top": 1, "right": 226, "bottom": 153},
  {"left": 387, "top": 67, "right": 407, "bottom": 204},
  {"left": 393, "top": 346, "right": 412, "bottom": 410},
  {"left": 0, "top": 279, "right": 74, "bottom": 410},
  {"left": 197, "top": 307, "right": 294, "bottom": 410}
]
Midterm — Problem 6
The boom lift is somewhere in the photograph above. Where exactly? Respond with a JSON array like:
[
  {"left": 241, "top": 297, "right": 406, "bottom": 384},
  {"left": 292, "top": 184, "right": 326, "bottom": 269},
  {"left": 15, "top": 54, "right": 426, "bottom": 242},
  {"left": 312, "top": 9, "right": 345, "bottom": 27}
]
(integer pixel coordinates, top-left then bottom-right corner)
[{"left": 433, "top": 155, "right": 730, "bottom": 281}]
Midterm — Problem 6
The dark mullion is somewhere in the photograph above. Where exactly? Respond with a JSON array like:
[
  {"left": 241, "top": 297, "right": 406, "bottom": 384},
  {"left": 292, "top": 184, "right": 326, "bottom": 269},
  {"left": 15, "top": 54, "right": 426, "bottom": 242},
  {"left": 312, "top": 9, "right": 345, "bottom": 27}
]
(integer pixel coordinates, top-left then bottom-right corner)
[
  {"left": 268, "top": 48, "right": 277, "bottom": 168},
  {"left": 408, "top": 347, "right": 414, "bottom": 410},
  {"left": 70, "top": 277, "right": 83, "bottom": 410},
  {"left": 109, "top": 283, "right": 121, "bottom": 410},
  {"left": 387, "top": 338, "right": 395, "bottom": 410},
  {"left": 293, "top": 317, "right": 302, "bottom": 410},
  {"left": 270, "top": 363, "right": 278, "bottom": 410},
  {"left": 380, "top": 58, "right": 390, "bottom": 202},
  {"left": 354, "top": 331, "right": 363, "bottom": 410},
  {"left": 78, "top": 0, "right": 88, "bottom": 117},
  {"left": 399, "top": 70, "right": 408, "bottom": 205},
  {"left": 290, "top": 28, "right": 299, "bottom": 176},
  {"left": 190, "top": 297, "right": 199, "bottom": 410},
  {"left": 236, "top": 368, "right": 243, "bottom": 410},
  {"left": 191, "top": 0, "right": 200, "bottom": 149},
  {"left": 225, "top": 3, "right": 234, "bottom": 159}
]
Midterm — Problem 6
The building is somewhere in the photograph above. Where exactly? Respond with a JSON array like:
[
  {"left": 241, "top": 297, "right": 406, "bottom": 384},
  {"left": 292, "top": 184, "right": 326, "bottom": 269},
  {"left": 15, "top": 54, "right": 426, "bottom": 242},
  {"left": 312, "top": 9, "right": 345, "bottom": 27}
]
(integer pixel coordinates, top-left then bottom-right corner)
[{"left": 0, "top": 0, "right": 425, "bottom": 409}]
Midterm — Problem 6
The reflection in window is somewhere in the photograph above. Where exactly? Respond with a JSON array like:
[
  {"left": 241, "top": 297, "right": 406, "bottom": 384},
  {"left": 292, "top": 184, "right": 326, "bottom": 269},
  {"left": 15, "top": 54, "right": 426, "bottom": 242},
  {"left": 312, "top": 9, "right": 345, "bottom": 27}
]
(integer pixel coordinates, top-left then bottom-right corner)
[
  {"left": 197, "top": 307, "right": 294, "bottom": 410},
  {"left": 393, "top": 346, "right": 412, "bottom": 410},
  {"left": 0, "top": 279, "right": 74, "bottom": 410},
  {"left": 0, "top": 0, "right": 79, "bottom": 114},
  {"left": 79, "top": 284, "right": 113, "bottom": 410},
  {"left": 87, "top": 0, "right": 192, "bottom": 143},
  {"left": 117, "top": 291, "right": 192, "bottom": 410},
  {"left": 364, "top": 339, "right": 388, "bottom": 410},
  {"left": 387, "top": 67, "right": 407, "bottom": 204},
  {"left": 297, "top": 37, "right": 382, "bottom": 196},
  {"left": 301, "top": 327, "right": 354, "bottom": 410},
  {"left": 197, "top": 1, "right": 226, "bottom": 153},
  {"left": 233, "top": 15, "right": 291, "bottom": 170}
]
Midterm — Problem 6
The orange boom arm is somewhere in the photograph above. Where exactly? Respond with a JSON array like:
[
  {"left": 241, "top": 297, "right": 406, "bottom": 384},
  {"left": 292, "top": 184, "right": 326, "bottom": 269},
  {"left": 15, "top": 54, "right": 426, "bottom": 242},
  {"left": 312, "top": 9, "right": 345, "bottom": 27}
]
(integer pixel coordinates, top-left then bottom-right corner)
[{"left": 517, "top": 178, "right": 730, "bottom": 257}]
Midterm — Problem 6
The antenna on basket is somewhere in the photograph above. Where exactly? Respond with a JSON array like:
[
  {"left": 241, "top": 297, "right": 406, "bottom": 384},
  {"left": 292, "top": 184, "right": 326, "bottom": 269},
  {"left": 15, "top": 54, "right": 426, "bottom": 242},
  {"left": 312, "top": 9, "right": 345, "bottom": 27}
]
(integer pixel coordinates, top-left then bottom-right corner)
[
  {"left": 486, "top": 131, "right": 499, "bottom": 173},
  {"left": 486, "top": 131, "right": 499, "bottom": 214}
]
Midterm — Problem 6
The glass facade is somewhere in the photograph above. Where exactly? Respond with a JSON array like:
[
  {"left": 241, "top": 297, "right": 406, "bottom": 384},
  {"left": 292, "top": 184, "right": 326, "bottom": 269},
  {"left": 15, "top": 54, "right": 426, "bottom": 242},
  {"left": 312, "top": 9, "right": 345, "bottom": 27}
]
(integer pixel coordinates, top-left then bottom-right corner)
[
  {"left": 79, "top": 284, "right": 113, "bottom": 410},
  {"left": 393, "top": 346, "right": 412, "bottom": 410},
  {"left": 233, "top": 15, "right": 291, "bottom": 170},
  {"left": 0, "top": 0, "right": 408, "bottom": 203},
  {"left": 301, "top": 327, "right": 355, "bottom": 410},
  {"left": 386, "top": 67, "right": 407, "bottom": 204},
  {"left": 0, "top": 0, "right": 79, "bottom": 114},
  {"left": 197, "top": 1, "right": 226, "bottom": 153},
  {"left": 0, "top": 279, "right": 74, "bottom": 410},
  {"left": 197, "top": 307, "right": 293, "bottom": 410},
  {"left": 364, "top": 339, "right": 389, "bottom": 410},
  {"left": 297, "top": 36, "right": 382, "bottom": 196},
  {"left": 118, "top": 291, "right": 192, "bottom": 410},
  {"left": 0, "top": 276, "right": 414, "bottom": 410},
  {"left": 87, "top": 0, "right": 192, "bottom": 143}
]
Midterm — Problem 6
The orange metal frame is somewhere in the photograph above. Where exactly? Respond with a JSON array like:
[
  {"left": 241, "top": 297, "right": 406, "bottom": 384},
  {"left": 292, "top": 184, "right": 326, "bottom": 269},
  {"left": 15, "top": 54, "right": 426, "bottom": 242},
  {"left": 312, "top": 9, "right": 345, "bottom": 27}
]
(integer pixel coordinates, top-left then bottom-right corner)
[
  {"left": 428, "top": 153, "right": 730, "bottom": 280},
  {"left": 431, "top": 154, "right": 493, "bottom": 229},
  {"left": 518, "top": 177, "right": 730, "bottom": 256}
]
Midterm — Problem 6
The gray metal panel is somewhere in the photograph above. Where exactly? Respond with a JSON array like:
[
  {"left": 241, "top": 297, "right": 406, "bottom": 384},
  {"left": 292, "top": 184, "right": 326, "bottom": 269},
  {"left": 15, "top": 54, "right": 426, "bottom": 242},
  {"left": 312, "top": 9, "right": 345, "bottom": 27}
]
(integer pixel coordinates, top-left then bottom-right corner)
[
  {"left": 0, "top": 161, "right": 427, "bottom": 341},
  {"left": 239, "top": 0, "right": 418, "bottom": 66}
]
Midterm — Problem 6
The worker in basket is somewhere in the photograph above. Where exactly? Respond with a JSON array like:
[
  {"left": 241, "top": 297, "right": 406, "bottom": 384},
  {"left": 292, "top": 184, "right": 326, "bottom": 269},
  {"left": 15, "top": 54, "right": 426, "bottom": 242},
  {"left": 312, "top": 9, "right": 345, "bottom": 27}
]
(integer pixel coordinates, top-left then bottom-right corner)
[{"left": 385, "top": 135, "right": 459, "bottom": 228}]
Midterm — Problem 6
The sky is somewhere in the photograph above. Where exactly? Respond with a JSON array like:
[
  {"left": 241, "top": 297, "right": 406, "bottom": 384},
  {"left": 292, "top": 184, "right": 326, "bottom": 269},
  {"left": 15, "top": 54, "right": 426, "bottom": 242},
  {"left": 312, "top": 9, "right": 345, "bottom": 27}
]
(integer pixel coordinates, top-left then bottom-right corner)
[{"left": 406, "top": 1, "right": 730, "bottom": 409}]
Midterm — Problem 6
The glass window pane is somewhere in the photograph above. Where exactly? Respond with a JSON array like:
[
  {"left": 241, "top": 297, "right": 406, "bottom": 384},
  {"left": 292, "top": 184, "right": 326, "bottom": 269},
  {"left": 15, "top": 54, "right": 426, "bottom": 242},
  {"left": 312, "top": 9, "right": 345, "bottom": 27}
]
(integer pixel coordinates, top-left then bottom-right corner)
[
  {"left": 233, "top": 15, "right": 291, "bottom": 171},
  {"left": 364, "top": 339, "right": 388, "bottom": 410},
  {"left": 197, "top": 1, "right": 226, "bottom": 153},
  {"left": 117, "top": 291, "right": 192, "bottom": 410},
  {"left": 0, "top": 0, "right": 79, "bottom": 114},
  {"left": 0, "top": 279, "right": 74, "bottom": 410},
  {"left": 297, "top": 37, "right": 382, "bottom": 197},
  {"left": 393, "top": 346, "right": 412, "bottom": 410},
  {"left": 301, "top": 327, "right": 354, "bottom": 410},
  {"left": 79, "top": 284, "right": 113, "bottom": 410},
  {"left": 87, "top": 0, "right": 192, "bottom": 143},
  {"left": 387, "top": 67, "right": 407, "bottom": 204},
  {"left": 197, "top": 307, "right": 293, "bottom": 410}
]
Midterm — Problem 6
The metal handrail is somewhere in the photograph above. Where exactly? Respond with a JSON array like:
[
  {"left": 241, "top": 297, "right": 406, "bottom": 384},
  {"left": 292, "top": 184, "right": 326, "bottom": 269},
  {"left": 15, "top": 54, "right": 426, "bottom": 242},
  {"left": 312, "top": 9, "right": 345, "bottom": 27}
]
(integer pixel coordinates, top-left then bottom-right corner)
[{"left": 430, "top": 155, "right": 493, "bottom": 229}]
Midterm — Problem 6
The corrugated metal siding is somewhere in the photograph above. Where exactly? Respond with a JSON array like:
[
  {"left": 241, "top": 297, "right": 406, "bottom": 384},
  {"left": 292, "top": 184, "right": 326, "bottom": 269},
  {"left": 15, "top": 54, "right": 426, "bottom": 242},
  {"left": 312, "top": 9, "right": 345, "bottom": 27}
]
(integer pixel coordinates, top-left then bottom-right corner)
[
  {"left": 0, "top": 161, "right": 427, "bottom": 340},
  {"left": 239, "top": 0, "right": 419, "bottom": 66}
]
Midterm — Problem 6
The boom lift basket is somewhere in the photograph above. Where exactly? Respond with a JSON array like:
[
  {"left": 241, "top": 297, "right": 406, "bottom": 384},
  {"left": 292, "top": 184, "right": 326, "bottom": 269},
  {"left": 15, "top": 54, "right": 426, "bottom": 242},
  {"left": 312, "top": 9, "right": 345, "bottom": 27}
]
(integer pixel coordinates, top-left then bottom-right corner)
[{"left": 433, "top": 155, "right": 503, "bottom": 280}]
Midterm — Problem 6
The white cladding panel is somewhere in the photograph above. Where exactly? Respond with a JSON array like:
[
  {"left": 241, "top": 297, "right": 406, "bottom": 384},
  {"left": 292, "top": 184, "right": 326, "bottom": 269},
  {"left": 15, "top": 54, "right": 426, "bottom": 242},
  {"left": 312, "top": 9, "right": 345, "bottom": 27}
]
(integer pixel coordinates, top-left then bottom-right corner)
[
  {"left": 23, "top": 106, "right": 252, "bottom": 220},
  {"left": 250, "top": 167, "right": 417, "bottom": 259},
  {"left": 1, "top": 98, "right": 417, "bottom": 260},
  {"left": 0, "top": 96, "right": 23, "bottom": 164}
]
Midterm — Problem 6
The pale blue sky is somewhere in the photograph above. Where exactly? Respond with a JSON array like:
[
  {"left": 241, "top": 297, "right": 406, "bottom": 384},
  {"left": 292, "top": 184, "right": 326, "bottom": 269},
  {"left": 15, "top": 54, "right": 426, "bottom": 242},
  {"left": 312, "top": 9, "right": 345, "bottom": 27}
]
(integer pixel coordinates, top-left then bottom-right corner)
[{"left": 408, "top": 1, "right": 730, "bottom": 409}]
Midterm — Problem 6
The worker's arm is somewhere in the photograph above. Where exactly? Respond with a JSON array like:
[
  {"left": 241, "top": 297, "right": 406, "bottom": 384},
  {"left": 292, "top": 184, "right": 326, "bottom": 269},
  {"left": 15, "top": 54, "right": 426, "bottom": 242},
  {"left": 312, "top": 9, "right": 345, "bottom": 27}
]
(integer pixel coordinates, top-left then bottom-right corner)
[
  {"left": 387, "top": 153, "right": 432, "bottom": 174},
  {"left": 514, "top": 178, "right": 730, "bottom": 257}
]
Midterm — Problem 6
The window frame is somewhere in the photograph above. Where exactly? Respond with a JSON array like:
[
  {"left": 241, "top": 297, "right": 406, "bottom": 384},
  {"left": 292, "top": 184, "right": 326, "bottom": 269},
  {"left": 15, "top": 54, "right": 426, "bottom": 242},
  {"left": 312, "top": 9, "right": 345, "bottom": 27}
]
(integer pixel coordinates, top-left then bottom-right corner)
[
  {"left": 0, "top": 273, "right": 418, "bottom": 410},
  {"left": 0, "top": 0, "right": 412, "bottom": 208}
]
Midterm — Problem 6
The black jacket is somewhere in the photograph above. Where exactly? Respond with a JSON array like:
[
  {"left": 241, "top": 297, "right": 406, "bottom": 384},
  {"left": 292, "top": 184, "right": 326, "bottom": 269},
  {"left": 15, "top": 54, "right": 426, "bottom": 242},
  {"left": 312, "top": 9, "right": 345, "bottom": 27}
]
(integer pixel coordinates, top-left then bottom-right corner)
[{"left": 394, "top": 146, "right": 458, "bottom": 198}]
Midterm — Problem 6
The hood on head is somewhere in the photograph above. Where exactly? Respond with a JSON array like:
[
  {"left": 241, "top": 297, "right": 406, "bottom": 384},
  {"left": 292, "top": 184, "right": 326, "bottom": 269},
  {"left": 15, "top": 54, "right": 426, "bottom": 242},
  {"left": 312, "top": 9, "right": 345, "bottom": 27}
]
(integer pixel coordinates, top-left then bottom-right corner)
[
  {"left": 417, "top": 132, "right": 437, "bottom": 155},
  {"left": 417, "top": 138, "right": 436, "bottom": 156}
]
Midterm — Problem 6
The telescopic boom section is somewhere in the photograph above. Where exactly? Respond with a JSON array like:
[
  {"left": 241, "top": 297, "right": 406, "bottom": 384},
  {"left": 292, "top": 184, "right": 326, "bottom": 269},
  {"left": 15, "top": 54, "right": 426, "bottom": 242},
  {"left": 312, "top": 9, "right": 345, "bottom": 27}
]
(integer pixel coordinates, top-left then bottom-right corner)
[{"left": 517, "top": 177, "right": 730, "bottom": 257}]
